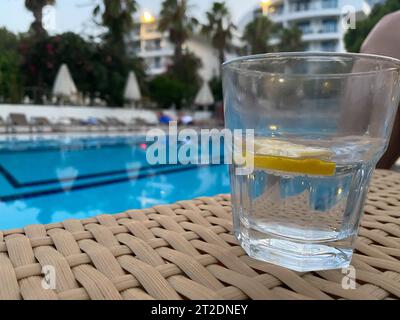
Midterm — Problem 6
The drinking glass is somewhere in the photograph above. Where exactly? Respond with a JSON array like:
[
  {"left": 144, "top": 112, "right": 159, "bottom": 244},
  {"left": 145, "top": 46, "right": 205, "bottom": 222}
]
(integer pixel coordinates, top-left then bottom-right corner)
[{"left": 222, "top": 53, "right": 400, "bottom": 271}]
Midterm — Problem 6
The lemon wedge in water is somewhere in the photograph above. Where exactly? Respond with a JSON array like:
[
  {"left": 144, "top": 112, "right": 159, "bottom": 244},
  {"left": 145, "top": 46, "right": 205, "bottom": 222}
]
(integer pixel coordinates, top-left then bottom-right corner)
[{"left": 243, "top": 138, "right": 336, "bottom": 176}]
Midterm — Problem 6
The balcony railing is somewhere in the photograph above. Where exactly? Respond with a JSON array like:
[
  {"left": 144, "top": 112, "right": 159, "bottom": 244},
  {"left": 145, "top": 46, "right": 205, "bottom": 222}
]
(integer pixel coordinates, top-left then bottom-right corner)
[
  {"left": 297, "top": 22, "right": 338, "bottom": 35},
  {"left": 320, "top": 40, "right": 337, "bottom": 51},
  {"left": 290, "top": 2, "right": 311, "bottom": 12},
  {"left": 298, "top": 25, "right": 313, "bottom": 34},
  {"left": 144, "top": 44, "right": 162, "bottom": 51},
  {"left": 285, "top": 0, "right": 339, "bottom": 14},
  {"left": 321, "top": 0, "right": 338, "bottom": 9},
  {"left": 269, "top": 5, "right": 284, "bottom": 16},
  {"left": 321, "top": 25, "right": 338, "bottom": 33}
]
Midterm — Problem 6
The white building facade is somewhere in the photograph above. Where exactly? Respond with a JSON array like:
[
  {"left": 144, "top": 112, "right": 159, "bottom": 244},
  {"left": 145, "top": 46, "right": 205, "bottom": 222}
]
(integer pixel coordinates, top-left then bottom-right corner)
[
  {"left": 129, "top": 14, "right": 174, "bottom": 76},
  {"left": 239, "top": 0, "right": 372, "bottom": 52},
  {"left": 128, "top": 12, "right": 221, "bottom": 81}
]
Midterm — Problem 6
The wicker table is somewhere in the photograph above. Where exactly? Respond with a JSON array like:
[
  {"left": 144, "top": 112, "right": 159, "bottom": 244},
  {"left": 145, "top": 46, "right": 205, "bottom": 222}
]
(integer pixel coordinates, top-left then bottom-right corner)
[{"left": 0, "top": 169, "right": 399, "bottom": 300}]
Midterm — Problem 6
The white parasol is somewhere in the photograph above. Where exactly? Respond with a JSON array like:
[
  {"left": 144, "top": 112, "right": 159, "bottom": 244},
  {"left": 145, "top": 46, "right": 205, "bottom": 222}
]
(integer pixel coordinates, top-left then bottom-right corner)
[
  {"left": 52, "top": 64, "right": 78, "bottom": 101},
  {"left": 124, "top": 71, "right": 142, "bottom": 106},
  {"left": 194, "top": 81, "right": 215, "bottom": 107}
]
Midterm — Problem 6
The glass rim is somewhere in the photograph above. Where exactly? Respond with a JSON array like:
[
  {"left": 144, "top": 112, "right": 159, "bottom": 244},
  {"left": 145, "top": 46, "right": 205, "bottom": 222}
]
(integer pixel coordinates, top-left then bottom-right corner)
[{"left": 222, "top": 52, "right": 400, "bottom": 78}]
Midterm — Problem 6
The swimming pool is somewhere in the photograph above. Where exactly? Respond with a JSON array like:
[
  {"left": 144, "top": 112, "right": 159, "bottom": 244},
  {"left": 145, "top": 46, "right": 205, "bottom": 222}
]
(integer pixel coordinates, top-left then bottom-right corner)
[{"left": 0, "top": 135, "right": 230, "bottom": 230}]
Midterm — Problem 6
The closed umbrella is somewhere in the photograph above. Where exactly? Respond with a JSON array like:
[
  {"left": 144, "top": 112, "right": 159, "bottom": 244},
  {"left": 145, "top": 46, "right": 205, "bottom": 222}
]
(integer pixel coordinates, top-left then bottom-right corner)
[
  {"left": 194, "top": 81, "right": 214, "bottom": 108},
  {"left": 52, "top": 64, "right": 78, "bottom": 104},
  {"left": 124, "top": 71, "right": 141, "bottom": 107}
]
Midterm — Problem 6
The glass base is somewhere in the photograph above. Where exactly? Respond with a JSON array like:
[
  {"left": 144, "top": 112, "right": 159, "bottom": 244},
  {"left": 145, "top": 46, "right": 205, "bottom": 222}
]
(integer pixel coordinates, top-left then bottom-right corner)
[{"left": 236, "top": 225, "right": 354, "bottom": 272}]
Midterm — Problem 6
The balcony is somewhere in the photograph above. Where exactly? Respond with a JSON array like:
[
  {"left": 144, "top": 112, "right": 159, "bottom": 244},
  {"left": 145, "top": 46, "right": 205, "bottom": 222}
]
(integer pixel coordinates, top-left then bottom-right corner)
[
  {"left": 321, "top": 0, "right": 338, "bottom": 9},
  {"left": 302, "top": 32, "right": 340, "bottom": 42},
  {"left": 296, "top": 18, "right": 339, "bottom": 39},
  {"left": 289, "top": 2, "right": 311, "bottom": 13},
  {"left": 137, "top": 47, "right": 174, "bottom": 58},
  {"left": 320, "top": 40, "right": 338, "bottom": 51},
  {"left": 320, "top": 25, "right": 338, "bottom": 33},
  {"left": 289, "top": 0, "right": 338, "bottom": 13},
  {"left": 144, "top": 40, "right": 162, "bottom": 52},
  {"left": 268, "top": 0, "right": 341, "bottom": 23},
  {"left": 146, "top": 65, "right": 168, "bottom": 76},
  {"left": 297, "top": 22, "right": 313, "bottom": 34},
  {"left": 268, "top": 5, "right": 284, "bottom": 16}
]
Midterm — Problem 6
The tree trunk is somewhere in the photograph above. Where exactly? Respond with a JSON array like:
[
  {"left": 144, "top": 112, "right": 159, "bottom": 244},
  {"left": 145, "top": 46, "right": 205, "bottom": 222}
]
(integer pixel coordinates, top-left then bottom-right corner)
[
  {"left": 31, "top": 6, "right": 45, "bottom": 36},
  {"left": 218, "top": 48, "right": 225, "bottom": 67},
  {"left": 174, "top": 40, "right": 183, "bottom": 61},
  {"left": 33, "top": 7, "right": 43, "bottom": 25}
]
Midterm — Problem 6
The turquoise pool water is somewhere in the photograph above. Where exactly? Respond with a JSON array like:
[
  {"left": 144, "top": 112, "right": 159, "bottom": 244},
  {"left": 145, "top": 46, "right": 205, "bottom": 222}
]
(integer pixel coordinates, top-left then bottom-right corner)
[{"left": 0, "top": 136, "right": 230, "bottom": 230}]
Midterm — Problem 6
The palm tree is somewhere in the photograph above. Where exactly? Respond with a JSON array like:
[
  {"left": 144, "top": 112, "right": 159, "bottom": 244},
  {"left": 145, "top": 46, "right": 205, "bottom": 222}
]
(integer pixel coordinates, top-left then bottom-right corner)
[
  {"left": 25, "top": 0, "right": 55, "bottom": 36},
  {"left": 93, "top": 0, "right": 137, "bottom": 54},
  {"left": 242, "top": 15, "right": 274, "bottom": 54},
  {"left": 158, "top": 0, "right": 198, "bottom": 60},
  {"left": 202, "top": 2, "right": 236, "bottom": 66},
  {"left": 277, "top": 26, "right": 304, "bottom": 52}
]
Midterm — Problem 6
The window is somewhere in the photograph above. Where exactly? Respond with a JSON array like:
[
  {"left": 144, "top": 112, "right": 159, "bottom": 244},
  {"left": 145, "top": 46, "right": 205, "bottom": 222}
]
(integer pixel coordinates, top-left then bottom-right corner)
[
  {"left": 291, "top": 0, "right": 311, "bottom": 12},
  {"left": 144, "top": 39, "right": 162, "bottom": 51},
  {"left": 269, "top": 4, "right": 284, "bottom": 15},
  {"left": 146, "top": 57, "right": 162, "bottom": 70},
  {"left": 154, "top": 57, "right": 161, "bottom": 69},
  {"left": 154, "top": 39, "right": 161, "bottom": 50},
  {"left": 321, "top": 40, "right": 337, "bottom": 52},
  {"left": 132, "top": 41, "right": 141, "bottom": 54},
  {"left": 321, "top": 0, "right": 338, "bottom": 9},
  {"left": 297, "top": 21, "right": 312, "bottom": 34},
  {"left": 322, "top": 19, "right": 337, "bottom": 33},
  {"left": 132, "top": 26, "right": 140, "bottom": 37},
  {"left": 144, "top": 23, "right": 157, "bottom": 33},
  {"left": 303, "top": 43, "right": 311, "bottom": 51}
]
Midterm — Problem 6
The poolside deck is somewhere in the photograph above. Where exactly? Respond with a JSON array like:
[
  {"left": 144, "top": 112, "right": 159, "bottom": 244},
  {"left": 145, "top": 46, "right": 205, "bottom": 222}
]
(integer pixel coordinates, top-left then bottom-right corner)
[{"left": 0, "top": 169, "right": 399, "bottom": 300}]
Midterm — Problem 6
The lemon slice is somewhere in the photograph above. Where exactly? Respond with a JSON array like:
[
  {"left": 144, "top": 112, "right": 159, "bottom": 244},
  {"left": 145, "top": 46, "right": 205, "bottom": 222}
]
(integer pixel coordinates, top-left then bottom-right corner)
[
  {"left": 253, "top": 138, "right": 333, "bottom": 159},
  {"left": 243, "top": 138, "right": 336, "bottom": 176},
  {"left": 251, "top": 155, "right": 336, "bottom": 176}
]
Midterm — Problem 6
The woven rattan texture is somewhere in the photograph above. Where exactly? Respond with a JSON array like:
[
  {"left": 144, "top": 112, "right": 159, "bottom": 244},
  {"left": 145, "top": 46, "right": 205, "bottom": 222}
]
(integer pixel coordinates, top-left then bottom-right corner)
[{"left": 0, "top": 169, "right": 399, "bottom": 300}]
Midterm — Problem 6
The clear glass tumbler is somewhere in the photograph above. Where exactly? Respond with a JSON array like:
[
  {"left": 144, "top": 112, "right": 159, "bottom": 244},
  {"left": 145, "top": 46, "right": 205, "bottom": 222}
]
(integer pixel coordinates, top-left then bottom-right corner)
[{"left": 222, "top": 53, "right": 400, "bottom": 271}]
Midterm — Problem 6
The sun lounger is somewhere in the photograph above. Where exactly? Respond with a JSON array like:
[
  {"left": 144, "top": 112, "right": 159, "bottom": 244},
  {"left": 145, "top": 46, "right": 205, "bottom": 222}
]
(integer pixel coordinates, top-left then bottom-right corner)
[
  {"left": 96, "top": 118, "right": 118, "bottom": 132},
  {"left": 31, "top": 117, "right": 54, "bottom": 133},
  {"left": 95, "top": 118, "right": 113, "bottom": 132},
  {"left": 53, "top": 117, "right": 89, "bottom": 133},
  {"left": 70, "top": 118, "right": 92, "bottom": 133},
  {"left": 106, "top": 117, "right": 126, "bottom": 126},
  {"left": 52, "top": 117, "right": 71, "bottom": 133},
  {"left": 0, "top": 117, "right": 7, "bottom": 133},
  {"left": 8, "top": 113, "right": 32, "bottom": 133},
  {"left": 131, "top": 117, "right": 156, "bottom": 131},
  {"left": 81, "top": 117, "right": 106, "bottom": 133},
  {"left": 106, "top": 117, "right": 127, "bottom": 131}
]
